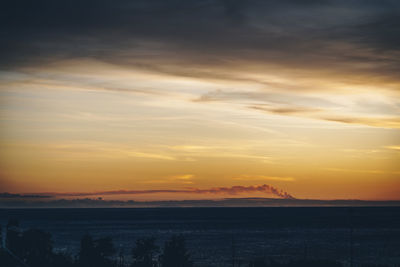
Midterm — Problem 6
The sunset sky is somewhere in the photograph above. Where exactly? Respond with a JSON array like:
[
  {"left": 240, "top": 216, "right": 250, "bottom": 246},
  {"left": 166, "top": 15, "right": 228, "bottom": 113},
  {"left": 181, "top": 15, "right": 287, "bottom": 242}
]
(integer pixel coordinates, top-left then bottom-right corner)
[{"left": 0, "top": 0, "right": 399, "bottom": 201}]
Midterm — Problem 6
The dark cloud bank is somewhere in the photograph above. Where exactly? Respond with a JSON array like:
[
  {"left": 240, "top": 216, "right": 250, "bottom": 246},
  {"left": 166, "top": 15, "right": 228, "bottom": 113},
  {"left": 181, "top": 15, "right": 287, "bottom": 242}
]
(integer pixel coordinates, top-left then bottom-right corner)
[
  {"left": 0, "top": 192, "right": 51, "bottom": 199},
  {"left": 1, "top": 0, "right": 400, "bottom": 82}
]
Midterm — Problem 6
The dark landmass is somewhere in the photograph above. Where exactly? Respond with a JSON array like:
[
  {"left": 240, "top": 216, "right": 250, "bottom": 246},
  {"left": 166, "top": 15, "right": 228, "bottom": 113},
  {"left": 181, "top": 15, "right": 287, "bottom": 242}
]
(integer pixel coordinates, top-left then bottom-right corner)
[{"left": 1, "top": 197, "right": 399, "bottom": 208}]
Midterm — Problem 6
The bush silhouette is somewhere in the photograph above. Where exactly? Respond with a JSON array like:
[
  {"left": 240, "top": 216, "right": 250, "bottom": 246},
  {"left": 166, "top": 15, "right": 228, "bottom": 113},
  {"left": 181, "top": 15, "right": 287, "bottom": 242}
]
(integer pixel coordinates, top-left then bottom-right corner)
[
  {"left": 248, "top": 258, "right": 343, "bottom": 267},
  {"left": 1, "top": 220, "right": 398, "bottom": 267},
  {"left": 97, "top": 237, "right": 117, "bottom": 258},
  {"left": 49, "top": 252, "right": 74, "bottom": 267},
  {"left": 248, "top": 258, "right": 282, "bottom": 267},
  {"left": 287, "top": 259, "right": 342, "bottom": 267},
  {"left": 19, "top": 229, "right": 54, "bottom": 267},
  {"left": 160, "top": 235, "right": 193, "bottom": 267},
  {"left": 0, "top": 248, "right": 21, "bottom": 267},
  {"left": 4, "top": 222, "right": 59, "bottom": 267},
  {"left": 77, "top": 233, "right": 116, "bottom": 267},
  {"left": 5, "top": 219, "right": 21, "bottom": 256},
  {"left": 131, "top": 237, "right": 159, "bottom": 267}
]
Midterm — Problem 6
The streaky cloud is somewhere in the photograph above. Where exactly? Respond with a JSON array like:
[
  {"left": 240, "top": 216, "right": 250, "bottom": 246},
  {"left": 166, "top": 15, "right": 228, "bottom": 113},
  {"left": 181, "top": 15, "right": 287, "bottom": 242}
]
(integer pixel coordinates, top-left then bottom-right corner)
[
  {"left": 249, "top": 104, "right": 400, "bottom": 129},
  {"left": 34, "top": 184, "right": 295, "bottom": 199},
  {"left": 1, "top": 0, "right": 399, "bottom": 86},
  {"left": 322, "top": 115, "right": 400, "bottom": 129},
  {"left": 0, "top": 192, "right": 52, "bottom": 199}
]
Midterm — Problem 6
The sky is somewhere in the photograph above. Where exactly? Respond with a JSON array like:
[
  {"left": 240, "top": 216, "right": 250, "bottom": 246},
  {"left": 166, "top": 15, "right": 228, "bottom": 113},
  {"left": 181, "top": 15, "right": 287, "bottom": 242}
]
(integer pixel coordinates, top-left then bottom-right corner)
[{"left": 0, "top": 0, "right": 399, "bottom": 201}]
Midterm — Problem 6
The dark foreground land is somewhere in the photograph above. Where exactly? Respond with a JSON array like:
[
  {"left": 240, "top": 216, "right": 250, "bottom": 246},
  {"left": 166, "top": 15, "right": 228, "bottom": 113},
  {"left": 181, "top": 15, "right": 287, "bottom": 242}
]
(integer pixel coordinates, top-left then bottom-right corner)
[{"left": 0, "top": 207, "right": 400, "bottom": 267}]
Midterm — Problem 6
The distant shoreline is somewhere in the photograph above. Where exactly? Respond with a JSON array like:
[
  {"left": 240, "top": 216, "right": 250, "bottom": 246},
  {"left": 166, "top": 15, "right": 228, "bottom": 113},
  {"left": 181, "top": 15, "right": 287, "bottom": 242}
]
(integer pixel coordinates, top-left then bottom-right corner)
[{"left": 1, "top": 197, "right": 400, "bottom": 208}]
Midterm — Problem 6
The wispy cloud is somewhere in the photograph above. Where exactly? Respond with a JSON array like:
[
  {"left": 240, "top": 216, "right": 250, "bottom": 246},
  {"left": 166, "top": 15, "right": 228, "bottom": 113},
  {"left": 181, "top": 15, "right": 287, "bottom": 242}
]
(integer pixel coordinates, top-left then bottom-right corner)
[
  {"left": 2, "top": 0, "right": 400, "bottom": 87},
  {"left": 142, "top": 174, "right": 195, "bottom": 185},
  {"left": 249, "top": 105, "right": 322, "bottom": 115},
  {"left": 234, "top": 175, "right": 295, "bottom": 182},
  {"left": 126, "top": 151, "right": 175, "bottom": 161},
  {"left": 249, "top": 104, "right": 400, "bottom": 129},
  {"left": 325, "top": 168, "right": 400, "bottom": 175},
  {"left": 171, "top": 174, "right": 195, "bottom": 180},
  {"left": 384, "top": 145, "right": 400, "bottom": 151},
  {"left": 322, "top": 116, "right": 400, "bottom": 129}
]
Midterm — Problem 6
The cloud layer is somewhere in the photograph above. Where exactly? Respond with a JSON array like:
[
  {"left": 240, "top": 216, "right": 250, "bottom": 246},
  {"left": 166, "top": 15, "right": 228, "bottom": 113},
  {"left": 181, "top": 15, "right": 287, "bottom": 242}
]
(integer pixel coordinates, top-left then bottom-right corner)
[
  {"left": 35, "top": 184, "right": 295, "bottom": 199},
  {"left": 1, "top": 0, "right": 400, "bottom": 82}
]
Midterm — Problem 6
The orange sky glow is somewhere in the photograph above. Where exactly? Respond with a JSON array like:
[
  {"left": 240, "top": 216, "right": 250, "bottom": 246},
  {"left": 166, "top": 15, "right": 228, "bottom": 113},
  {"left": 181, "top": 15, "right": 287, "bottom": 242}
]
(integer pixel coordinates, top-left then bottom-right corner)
[{"left": 0, "top": 1, "right": 399, "bottom": 202}]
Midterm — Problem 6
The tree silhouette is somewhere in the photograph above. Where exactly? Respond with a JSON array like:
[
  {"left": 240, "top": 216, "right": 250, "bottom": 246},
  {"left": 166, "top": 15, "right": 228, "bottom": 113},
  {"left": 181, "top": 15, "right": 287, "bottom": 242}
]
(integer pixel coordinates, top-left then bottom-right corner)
[
  {"left": 5, "top": 219, "right": 22, "bottom": 257},
  {"left": 0, "top": 248, "right": 20, "bottom": 267},
  {"left": 160, "top": 235, "right": 193, "bottom": 267},
  {"left": 96, "top": 237, "right": 117, "bottom": 259},
  {"left": 50, "top": 252, "right": 74, "bottom": 267},
  {"left": 77, "top": 233, "right": 116, "bottom": 267},
  {"left": 77, "top": 233, "right": 96, "bottom": 267},
  {"left": 19, "top": 229, "right": 53, "bottom": 267},
  {"left": 6, "top": 219, "right": 19, "bottom": 229},
  {"left": 248, "top": 258, "right": 343, "bottom": 267},
  {"left": 131, "top": 237, "right": 159, "bottom": 267},
  {"left": 1, "top": 220, "right": 397, "bottom": 267},
  {"left": 287, "top": 259, "right": 342, "bottom": 267},
  {"left": 248, "top": 258, "right": 282, "bottom": 267}
]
